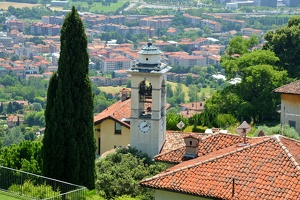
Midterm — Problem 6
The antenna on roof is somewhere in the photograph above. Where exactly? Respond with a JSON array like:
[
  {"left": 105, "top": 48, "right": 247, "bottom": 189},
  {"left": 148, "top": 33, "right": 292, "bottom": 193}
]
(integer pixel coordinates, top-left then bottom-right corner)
[{"left": 236, "top": 121, "right": 251, "bottom": 146}]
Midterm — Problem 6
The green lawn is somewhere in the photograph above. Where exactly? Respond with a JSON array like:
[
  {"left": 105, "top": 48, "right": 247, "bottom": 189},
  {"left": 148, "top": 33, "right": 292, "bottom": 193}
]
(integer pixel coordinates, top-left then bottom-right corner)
[
  {"left": 0, "top": 192, "right": 23, "bottom": 200},
  {"left": 99, "top": 85, "right": 125, "bottom": 94},
  {"left": 168, "top": 81, "right": 214, "bottom": 101},
  {"left": 70, "top": 0, "right": 128, "bottom": 13}
]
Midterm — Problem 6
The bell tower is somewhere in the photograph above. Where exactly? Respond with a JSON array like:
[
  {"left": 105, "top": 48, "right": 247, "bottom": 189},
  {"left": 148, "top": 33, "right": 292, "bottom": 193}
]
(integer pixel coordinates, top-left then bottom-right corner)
[{"left": 127, "top": 41, "right": 171, "bottom": 158}]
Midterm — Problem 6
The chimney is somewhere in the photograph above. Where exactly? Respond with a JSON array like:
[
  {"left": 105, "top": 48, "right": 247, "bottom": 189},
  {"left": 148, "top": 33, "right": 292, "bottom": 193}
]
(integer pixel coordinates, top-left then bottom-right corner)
[
  {"left": 121, "top": 88, "right": 130, "bottom": 101},
  {"left": 183, "top": 135, "right": 199, "bottom": 159}
]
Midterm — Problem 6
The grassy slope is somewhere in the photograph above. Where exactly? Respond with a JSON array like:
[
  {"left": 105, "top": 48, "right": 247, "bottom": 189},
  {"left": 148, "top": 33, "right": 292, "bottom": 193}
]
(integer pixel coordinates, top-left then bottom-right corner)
[
  {"left": 0, "top": 191, "right": 30, "bottom": 200},
  {"left": 71, "top": 0, "right": 128, "bottom": 13},
  {"left": 0, "top": 2, "right": 41, "bottom": 10},
  {"left": 167, "top": 81, "right": 213, "bottom": 101}
]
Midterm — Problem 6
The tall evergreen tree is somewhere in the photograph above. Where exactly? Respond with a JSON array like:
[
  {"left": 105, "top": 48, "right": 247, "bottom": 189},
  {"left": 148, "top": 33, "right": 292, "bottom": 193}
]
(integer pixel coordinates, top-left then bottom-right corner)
[
  {"left": 42, "top": 6, "right": 96, "bottom": 189},
  {"left": 7, "top": 102, "right": 13, "bottom": 114}
]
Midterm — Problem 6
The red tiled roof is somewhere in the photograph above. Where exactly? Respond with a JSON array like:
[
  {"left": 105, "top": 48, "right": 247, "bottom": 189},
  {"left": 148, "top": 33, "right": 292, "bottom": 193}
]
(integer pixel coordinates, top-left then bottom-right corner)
[
  {"left": 141, "top": 135, "right": 300, "bottom": 200},
  {"left": 94, "top": 96, "right": 171, "bottom": 128},
  {"left": 94, "top": 98, "right": 131, "bottom": 127},
  {"left": 273, "top": 80, "right": 300, "bottom": 95},
  {"left": 155, "top": 132, "right": 261, "bottom": 163},
  {"left": 160, "top": 131, "right": 204, "bottom": 154},
  {"left": 179, "top": 101, "right": 205, "bottom": 111}
]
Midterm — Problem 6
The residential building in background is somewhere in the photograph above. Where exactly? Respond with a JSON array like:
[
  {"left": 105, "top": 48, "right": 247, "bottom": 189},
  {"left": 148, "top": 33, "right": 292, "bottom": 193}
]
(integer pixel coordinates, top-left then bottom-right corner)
[{"left": 273, "top": 80, "right": 300, "bottom": 134}]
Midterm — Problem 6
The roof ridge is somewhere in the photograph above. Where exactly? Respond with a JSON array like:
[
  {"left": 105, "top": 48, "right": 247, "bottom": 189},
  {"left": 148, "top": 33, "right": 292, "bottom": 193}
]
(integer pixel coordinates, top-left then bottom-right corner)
[
  {"left": 144, "top": 137, "right": 272, "bottom": 182},
  {"left": 274, "top": 135, "right": 300, "bottom": 171},
  {"left": 276, "top": 134, "right": 300, "bottom": 143},
  {"left": 154, "top": 146, "right": 185, "bottom": 159},
  {"left": 200, "top": 132, "right": 239, "bottom": 142}
]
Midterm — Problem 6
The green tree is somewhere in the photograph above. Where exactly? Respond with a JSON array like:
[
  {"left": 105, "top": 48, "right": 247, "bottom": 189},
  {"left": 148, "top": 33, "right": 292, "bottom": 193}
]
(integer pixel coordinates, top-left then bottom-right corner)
[
  {"left": 0, "top": 141, "right": 42, "bottom": 174},
  {"left": 203, "top": 36, "right": 289, "bottom": 125},
  {"left": 236, "top": 64, "right": 288, "bottom": 122},
  {"left": 42, "top": 6, "right": 96, "bottom": 190},
  {"left": 166, "top": 83, "right": 173, "bottom": 98},
  {"left": 95, "top": 147, "right": 166, "bottom": 199},
  {"left": 220, "top": 35, "right": 259, "bottom": 79},
  {"left": 263, "top": 16, "right": 300, "bottom": 78},
  {"left": 188, "top": 84, "right": 198, "bottom": 102},
  {"left": 173, "top": 83, "right": 185, "bottom": 104},
  {"left": 185, "top": 74, "right": 193, "bottom": 86},
  {"left": 7, "top": 102, "right": 13, "bottom": 114}
]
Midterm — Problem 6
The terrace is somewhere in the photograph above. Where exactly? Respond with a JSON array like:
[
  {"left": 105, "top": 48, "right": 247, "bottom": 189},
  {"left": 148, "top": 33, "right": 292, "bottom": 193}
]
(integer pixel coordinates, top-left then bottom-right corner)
[{"left": 0, "top": 166, "right": 86, "bottom": 200}]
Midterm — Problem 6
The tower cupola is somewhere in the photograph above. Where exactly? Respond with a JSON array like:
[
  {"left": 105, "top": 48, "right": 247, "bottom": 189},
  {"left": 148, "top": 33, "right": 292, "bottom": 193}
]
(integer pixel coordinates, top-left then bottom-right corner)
[{"left": 132, "top": 41, "right": 166, "bottom": 72}]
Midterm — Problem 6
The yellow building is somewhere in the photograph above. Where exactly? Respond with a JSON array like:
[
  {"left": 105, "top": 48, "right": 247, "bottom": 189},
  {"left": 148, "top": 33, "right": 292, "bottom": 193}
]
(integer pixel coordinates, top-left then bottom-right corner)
[
  {"left": 94, "top": 88, "right": 131, "bottom": 156},
  {"left": 273, "top": 80, "right": 300, "bottom": 134}
]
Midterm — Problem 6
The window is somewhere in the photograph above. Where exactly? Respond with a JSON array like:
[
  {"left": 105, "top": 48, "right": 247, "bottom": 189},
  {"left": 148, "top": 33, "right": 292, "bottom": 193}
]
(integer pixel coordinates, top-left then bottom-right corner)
[
  {"left": 289, "top": 120, "right": 296, "bottom": 129},
  {"left": 115, "top": 122, "right": 121, "bottom": 134},
  {"left": 146, "top": 58, "right": 148, "bottom": 61}
]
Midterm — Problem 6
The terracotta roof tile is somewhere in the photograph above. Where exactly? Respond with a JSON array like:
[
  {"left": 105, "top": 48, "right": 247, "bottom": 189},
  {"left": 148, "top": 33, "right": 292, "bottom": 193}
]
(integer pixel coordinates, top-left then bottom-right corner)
[
  {"left": 94, "top": 98, "right": 131, "bottom": 127},
  {"left": 273, "top": 80, "right": 300, "bottom": 95},
  {"left": 155, "top": 132, "right": 261, "bottom": 164},
  {"left": 141, "top": 135, "right": 300, "bottom": 200}
]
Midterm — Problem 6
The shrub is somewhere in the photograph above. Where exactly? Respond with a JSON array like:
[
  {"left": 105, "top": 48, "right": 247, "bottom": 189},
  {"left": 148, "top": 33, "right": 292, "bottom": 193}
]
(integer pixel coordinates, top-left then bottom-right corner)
[
  {"left": 9, "top": 180, "right": 60, "bottom": 199},
  {"left": 253, "top": 124, "right": 300, "bottom": 140}
]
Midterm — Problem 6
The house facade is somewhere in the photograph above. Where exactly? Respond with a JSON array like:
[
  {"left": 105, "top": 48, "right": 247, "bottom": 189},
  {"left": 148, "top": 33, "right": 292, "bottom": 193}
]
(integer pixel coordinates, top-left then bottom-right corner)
[
  {"left": 273, "top": 80, "right": 300, "bottom": 134},
  {"left": 93, "top": 89, "right": 131, "bottom": 156}
]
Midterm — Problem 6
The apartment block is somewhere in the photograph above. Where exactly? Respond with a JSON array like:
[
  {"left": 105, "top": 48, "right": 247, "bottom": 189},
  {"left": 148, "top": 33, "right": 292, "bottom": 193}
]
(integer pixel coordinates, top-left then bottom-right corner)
[
  {"left": 7, "top": 20, "right": 26, "bottom": 31},
  {"left": 241, "top": 28, "right": 263, "bottom": 37},
  {"left": 183, "top": 13, "right": 202, "bottom": 27},
  {"left": 99, "top": 57, "right": 133, "bottom": 73},
  {"left": 167, "top": 52, "right": 207, "bottom": 68},
  {"left": 139, "top": 15, "right": 174, "bottom": 30},
  {"left": 29, "top": 23, "right": 61, "bottom": 36},
  {"left": 109, "top": 15, "right": 126, "bottom": 24},
  {"left": 201, "top": 19, "right": 222, "bottom": 32}
]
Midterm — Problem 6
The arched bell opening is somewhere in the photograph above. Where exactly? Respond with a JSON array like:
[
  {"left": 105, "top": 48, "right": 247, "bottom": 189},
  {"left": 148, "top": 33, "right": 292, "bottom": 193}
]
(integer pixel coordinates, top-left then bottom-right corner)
[{"left": 138, "top": 80, "right": 152, "bottom": 118}]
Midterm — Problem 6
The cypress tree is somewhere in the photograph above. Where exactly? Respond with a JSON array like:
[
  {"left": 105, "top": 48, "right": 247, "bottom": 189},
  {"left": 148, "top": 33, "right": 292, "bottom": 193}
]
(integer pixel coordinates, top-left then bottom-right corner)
[{"left": 42, "top": 6, "right": 96, "bottom": 189}]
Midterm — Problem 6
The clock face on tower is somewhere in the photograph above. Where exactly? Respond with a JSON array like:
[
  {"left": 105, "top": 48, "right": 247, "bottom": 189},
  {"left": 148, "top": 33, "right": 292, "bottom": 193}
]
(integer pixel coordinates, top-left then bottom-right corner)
[{"left": 138, "top": 120, "right": 151, "bottom": 134}]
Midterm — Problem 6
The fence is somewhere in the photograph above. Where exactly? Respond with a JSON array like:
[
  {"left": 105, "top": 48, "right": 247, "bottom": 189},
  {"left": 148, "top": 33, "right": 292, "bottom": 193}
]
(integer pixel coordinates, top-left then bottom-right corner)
[{"left": 0, "top": 166, "right": 86, "bottom": 200}]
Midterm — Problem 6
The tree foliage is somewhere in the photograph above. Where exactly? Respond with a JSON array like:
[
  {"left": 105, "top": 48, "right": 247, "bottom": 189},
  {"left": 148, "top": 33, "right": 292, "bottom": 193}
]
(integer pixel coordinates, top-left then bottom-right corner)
[
  {"left": 42, "top": 6, "right": 96, "bottom": 189},
  {"left": 8, "top": 6, "right": 53, "bottom": 20},
  {"left": 0, "top": 141, "right": 42, "bottom": 174},
  {"left": 2, "top": 126, "right": 24, "bottom": 147},
  {"left": 203, "top": 35, "right": 289, "bottom": 125},
  {"left": 254, "top": 124, "right": 299, "bottom": 140},
  {"left": 95, "top": 147, "right": 166, "bottom": 200},
  {"left": 263, "top": 16, "right": 300, "bottom": 78},
  {"left": 220, "top": 35, "right": 259, "bottom": 79}
]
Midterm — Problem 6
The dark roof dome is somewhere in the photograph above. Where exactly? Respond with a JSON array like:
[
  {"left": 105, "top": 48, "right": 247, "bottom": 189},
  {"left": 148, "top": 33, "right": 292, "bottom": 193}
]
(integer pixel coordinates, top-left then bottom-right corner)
[{"left": 138, "top": 41, "right": 162, "bottom": 55}]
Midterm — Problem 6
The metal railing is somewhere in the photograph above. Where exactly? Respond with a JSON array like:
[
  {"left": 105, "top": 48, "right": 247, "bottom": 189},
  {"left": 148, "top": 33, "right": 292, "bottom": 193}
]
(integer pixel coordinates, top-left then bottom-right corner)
[{"left": 0, "top": 166, "right": 86, "bottom": 200}]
